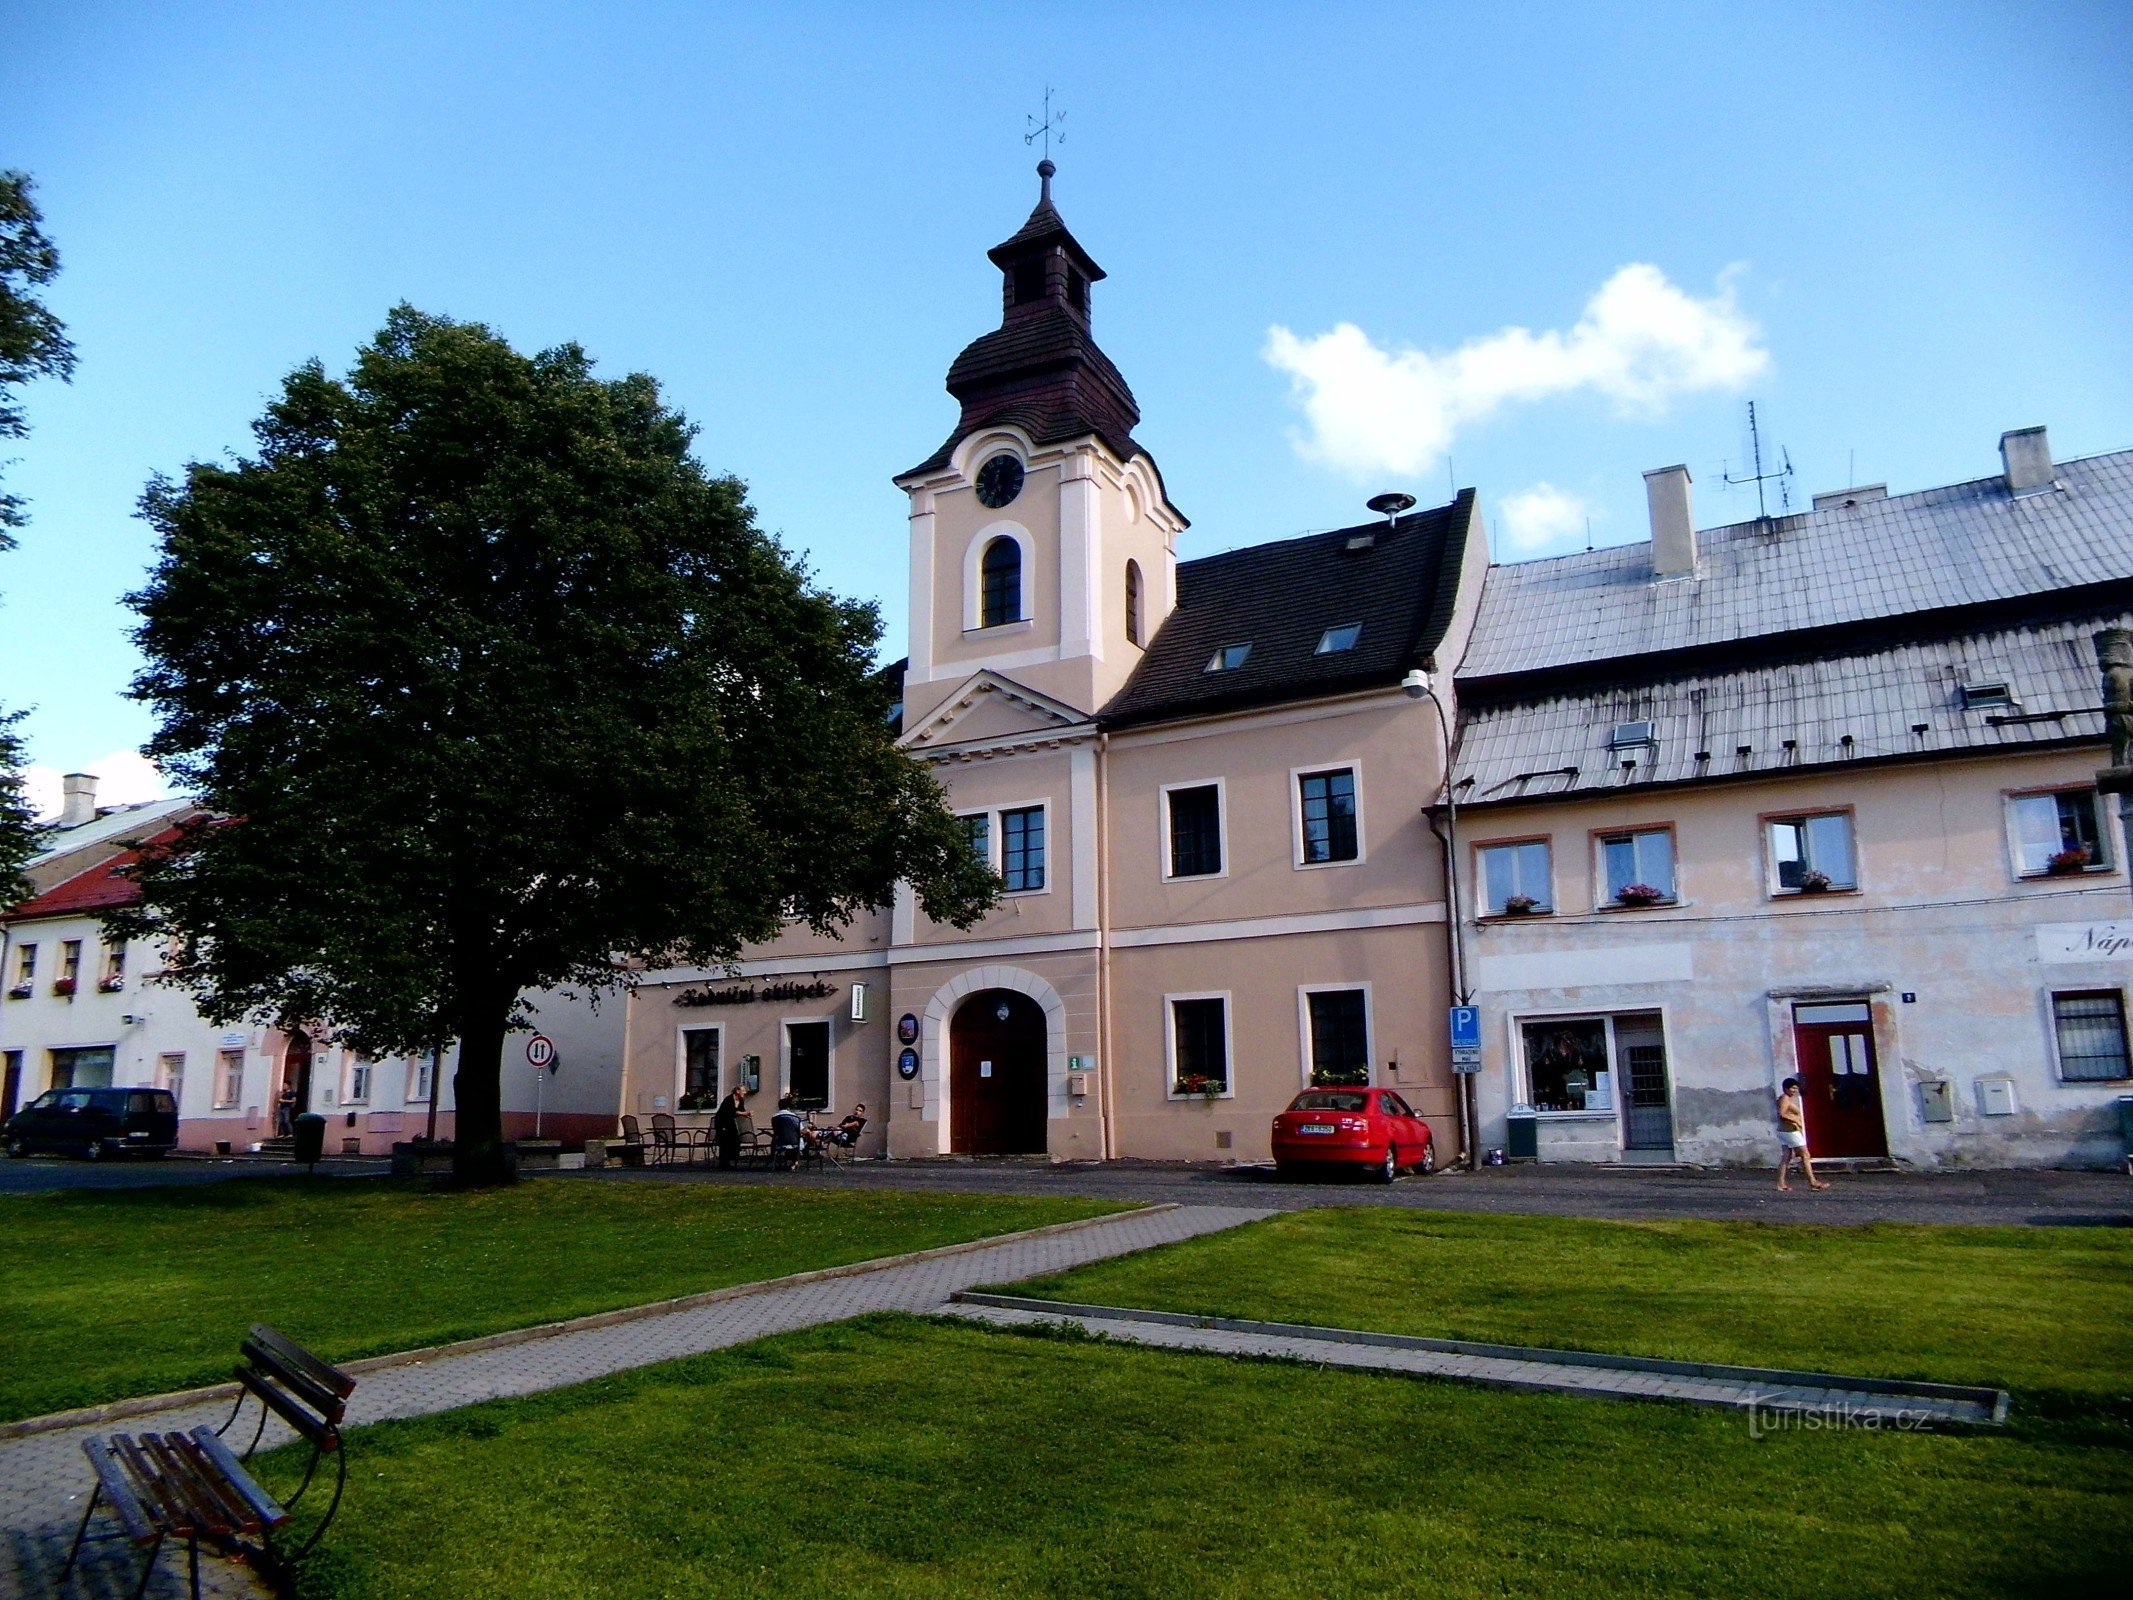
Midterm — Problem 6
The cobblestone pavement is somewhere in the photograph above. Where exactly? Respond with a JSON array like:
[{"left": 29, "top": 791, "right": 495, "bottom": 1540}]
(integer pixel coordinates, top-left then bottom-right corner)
[
  {"left": 568, "top": 1155, "right": 2133, "bottom": 1227},
  {"left": 0, "top": 1205, "right": 1268, "bottom": 1600},
  {"left": 945, "top": 1295, "right": 2007, "bottom": 1429}
]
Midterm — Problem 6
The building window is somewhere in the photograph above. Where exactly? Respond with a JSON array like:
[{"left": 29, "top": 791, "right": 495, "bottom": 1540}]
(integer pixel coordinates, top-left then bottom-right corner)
[
  {"left": 1205, "top": 642, "right": 1251, "bottom": 672},
  {"left": 1306, "top": 989, "right": 1370, "bottom": 1087},
  {"left": 1480, "top": 839, "right": 1553, "bottom": 914},
  {"left": 1315, "top": 623, "right": 1362, "bottom": 654},
  {"left": 158, "top": 1052, "right": 186, "bottom": 1106},
  {"left": 1770, "top": 811, "right": 1856, "bottom": 892},
  {"left": 1001, "top": 805, "right": 1046, "bottom": 892},
  {"left": 1600, "top": 828, "right": 1675, "bottom": 905},
  {"left": 1521, "top": 1017, "right": 1610, "bottom": 1112},
  {"left": 2052, "top": 991, "right": 2131, "bottom": 1082},
  {"left": 217, "top": 1050, "right": 246, "bottom": 1108},
  {"left": 959, "top": 812, "right": 992, "bottom": 868},
  {"left": 1011, "top": 259, "right": 1045, "bottom": 305},
  {"left": 49, "top": 1045, "right": 114, "bottom": 1090},
  {"left": 1297, "top": 768, "right": 1359, "bottom": 865},
  {"left": 2011, "top": 789, "right": 2105, "bottom": 875},
  {"left": 1126, "top": 561, "right": 1144, "bottom": 646},
  {"left": 345, "top": 1056, "right": 372, "bottom": 1104},
  {"left": 1166, "top": 784, "right": 1223, "bottom": 878},
  {"left": 406, "top": 1053, "right": 434, "bottom": 1104},
  {"left": 980, "top": 537, "right": 1022, "bottom": 627},
  {"left": 12, "top": 944, "right": 33, "bottom": 984},
  {"left": 681, "top": 1027, "right": 722, "bottom": 1108},
  {"left": 60, "top": 940, "right": 82, "bottom": 985},
  {"left": 1169, "top": 996, "right": 1230, "bottom": 1097},
  {"left": 786, "top": 1020, "right": 830, "bottom": 1111}
]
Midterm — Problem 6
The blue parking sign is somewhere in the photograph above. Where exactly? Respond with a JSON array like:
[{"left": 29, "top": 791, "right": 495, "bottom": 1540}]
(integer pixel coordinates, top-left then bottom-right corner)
[{"left": 1448, "top": 1006, "right": 1481, "bottom": 1050}]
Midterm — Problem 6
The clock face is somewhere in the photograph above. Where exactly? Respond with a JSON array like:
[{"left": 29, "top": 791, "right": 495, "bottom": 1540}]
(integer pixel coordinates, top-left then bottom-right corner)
[{"left": 975, "top": 454, "right": 1025, "bottom": 509}]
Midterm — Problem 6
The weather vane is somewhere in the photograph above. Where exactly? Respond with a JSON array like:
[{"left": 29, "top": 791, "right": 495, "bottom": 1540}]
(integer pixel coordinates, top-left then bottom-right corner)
[{"left": 1025, "top": 88, "right": 1065, "bottom": 163}]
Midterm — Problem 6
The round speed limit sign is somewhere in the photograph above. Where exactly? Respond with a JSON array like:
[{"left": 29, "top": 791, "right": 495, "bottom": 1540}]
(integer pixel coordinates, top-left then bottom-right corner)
[{"left": 525, "top": 1034, "right": 556, "bottom": 1070}]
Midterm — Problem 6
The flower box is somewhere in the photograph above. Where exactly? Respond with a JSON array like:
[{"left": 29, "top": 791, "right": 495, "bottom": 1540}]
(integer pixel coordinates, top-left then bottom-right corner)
[
  {"left": 51, "top": 978, "right": 76, "bottom": 997},
  {"left": 1500, "top": 895, "right": 1542, "bottom": 916},
  {"left": 1173, "top": 1073, "right": 1225, "bottom": 1100},
  {"left": 2046, "top": 847, "right": 2092, "bottom": 875},
  {"left": 5, "top": 983, "right": 31, "bottom": 1000},
  {"left": 98, "top": 975, "right": 125, "bottom": 993},
  {"left": 1794, "top": 871, "right": 1833, "bottom": 895},
  {"left": 1614, "top": 883, "right": 1668, "bottom": 907}
]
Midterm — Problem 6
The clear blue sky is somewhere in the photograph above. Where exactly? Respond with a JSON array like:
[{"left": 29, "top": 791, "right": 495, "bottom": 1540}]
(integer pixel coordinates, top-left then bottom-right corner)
[{"left": 4, "top": 1, "right": 2129, "bottom": 802}]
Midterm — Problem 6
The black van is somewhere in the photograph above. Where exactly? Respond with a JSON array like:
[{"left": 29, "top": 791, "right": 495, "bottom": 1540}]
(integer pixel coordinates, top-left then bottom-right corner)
[{"left": 4, "top": 1087, "right": 180, "bottom": 1159}]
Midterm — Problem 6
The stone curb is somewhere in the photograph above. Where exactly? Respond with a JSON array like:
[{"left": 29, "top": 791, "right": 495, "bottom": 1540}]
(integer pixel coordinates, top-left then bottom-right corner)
[
  {"left": 952, "top": 1291, "right": 2011, "bottom": 1425},
  {"left": 0, "top": 1203, "right": 1169, "bottom": 1443}
]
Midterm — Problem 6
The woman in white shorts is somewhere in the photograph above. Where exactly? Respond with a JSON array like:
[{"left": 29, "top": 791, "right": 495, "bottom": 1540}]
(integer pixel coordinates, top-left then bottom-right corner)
[{"left": 1776, "top": 1077, "right": 1828, "bottom": 1191}]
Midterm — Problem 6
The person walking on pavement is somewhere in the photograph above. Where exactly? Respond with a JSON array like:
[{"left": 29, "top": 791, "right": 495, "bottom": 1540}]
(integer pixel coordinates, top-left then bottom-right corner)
[
  {"left": 713, "top": 1084, "right": 747, "bottom": 1170},
  {"left": 1776, "top": 1077, "right": 1828, "bottom": 1191}
]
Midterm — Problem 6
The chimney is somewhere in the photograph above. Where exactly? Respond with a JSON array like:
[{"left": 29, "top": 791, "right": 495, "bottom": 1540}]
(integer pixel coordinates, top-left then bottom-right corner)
[
  {"left": 1644, "top": 464, "right": 1697, "bottom": 579},
  {"left": 59, "top": 772, "right": 98, "bottom": 829},
  {"left": 2001, "top": 426, "right": 2053, "bottom": 495}
]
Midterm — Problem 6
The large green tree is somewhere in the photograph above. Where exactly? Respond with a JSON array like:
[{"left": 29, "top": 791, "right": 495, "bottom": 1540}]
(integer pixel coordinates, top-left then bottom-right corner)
[
  {"left": 117, "top": 307, "right": 995, "bottom": 1183},
  {"left": 0, "top": 171, "right": 79, "bottom": 897}
]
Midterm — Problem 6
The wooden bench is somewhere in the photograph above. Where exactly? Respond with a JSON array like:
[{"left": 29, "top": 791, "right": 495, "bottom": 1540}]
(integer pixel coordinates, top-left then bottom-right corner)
[{"left": 60, "top": 1324, "right": 356, "bottom": 1600}]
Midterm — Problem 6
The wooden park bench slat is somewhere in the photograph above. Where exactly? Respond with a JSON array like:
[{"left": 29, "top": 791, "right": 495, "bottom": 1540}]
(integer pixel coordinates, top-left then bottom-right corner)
[{"left": 62, "top": 1325, "right": 354, "bottom": 1600}]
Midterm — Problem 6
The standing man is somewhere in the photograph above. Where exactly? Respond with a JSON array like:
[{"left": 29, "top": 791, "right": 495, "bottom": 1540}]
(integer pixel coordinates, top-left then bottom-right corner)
[{"left": 713, "top": 1083, "right": 747, "bottom": 1170}]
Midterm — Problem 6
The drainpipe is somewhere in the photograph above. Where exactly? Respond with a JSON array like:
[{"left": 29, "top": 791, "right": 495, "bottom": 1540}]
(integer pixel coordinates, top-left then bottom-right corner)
[
  {"left": 1096, "top": 728, "right": 1117, "bottom": 1161},
  {"left": 1408, "top": 669, "right": 1473, "bottom": 1169}
]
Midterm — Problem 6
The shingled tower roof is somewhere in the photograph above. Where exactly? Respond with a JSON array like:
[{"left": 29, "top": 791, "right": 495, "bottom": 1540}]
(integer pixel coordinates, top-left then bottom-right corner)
[{"left": 900, "top": 161, "right": 1144, "bottom": 479}]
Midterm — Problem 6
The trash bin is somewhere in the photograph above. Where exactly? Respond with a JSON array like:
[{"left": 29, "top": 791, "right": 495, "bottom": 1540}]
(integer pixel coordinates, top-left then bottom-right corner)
[
  {"left": 291, "top": 1112, "right": 327, "bottom": 1168},
  {"left": 1506, "top": 1105, "right": 1539, "bottom": 1162}
]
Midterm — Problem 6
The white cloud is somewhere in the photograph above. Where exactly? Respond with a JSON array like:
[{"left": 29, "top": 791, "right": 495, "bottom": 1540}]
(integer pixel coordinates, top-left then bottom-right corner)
[
  {"left": 1496, "top": 484, "right": 1595, "bottom": 558},
  {"left": 20, "top": 751, "right": 169, "bottom": 822},
  {"left": 1264, "top": 264, "right": 1769, "bottom": 478}
]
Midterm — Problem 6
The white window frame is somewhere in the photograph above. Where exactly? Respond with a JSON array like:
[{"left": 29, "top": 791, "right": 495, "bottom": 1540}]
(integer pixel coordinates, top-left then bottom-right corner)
[
  {"left": 2004, "top": 785, "right": 2112, "bottom": 879},
  {"left": 1290, "top": 763, "right": 1366, "bottom": 870},
  {"left": 1164, "top": 990, "right": 1235, "bottom": 1101},
  {"left": 2044, "top": 986, "right": 2133, "bottom": 1084},
  {"left": 1159, "top": 778, "right": 1229, "bottom": 882},
  {"left": 215, "top": 1049, "right": 245, "bottom": 1109},
  {"left": 405, "top": 1053, "right": 435, "bottom": 1105},
  {"left": 962, "top": 520, "right": 1034, "bottom": 634},
  {"left": 1296, "top": 983, "right": 1374, "bottom": 1090},
  {"left": 674, "top": 1021, "right": 727, "bottom": 1108},
  {"left": 1594, "top": 826, "right": 1678, "bottom": 908},
  {"left": 12, "top": 942, "right": 34, "bottom": 983},
  {"left": 343, "top": 1055, "right": 372, "bottom": 1105},
  {"left": 1764, "top": 808, "right": 1859, "bottom": 895},
  {"left": 1477, "top": 836, "right": 1555, "bottom": 915},
  {"left": 1508, "top": 1005, "right": 1676, "bottom": 1127},
  {"left": 780, "top": 1014, "right": 837, "bottom": 1111},
  {"left": 157, "top": 1052, "right": 186, "bottom": 1098}
]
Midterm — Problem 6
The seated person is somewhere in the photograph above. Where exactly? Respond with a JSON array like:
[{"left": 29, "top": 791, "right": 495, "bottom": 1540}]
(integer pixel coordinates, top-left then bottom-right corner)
[
  {"left": 769, "top": 1094, "right": 808, "bottom": 1168},
  {"left": 829, "top": 1103, "right": 868, "bottom": 1148}
]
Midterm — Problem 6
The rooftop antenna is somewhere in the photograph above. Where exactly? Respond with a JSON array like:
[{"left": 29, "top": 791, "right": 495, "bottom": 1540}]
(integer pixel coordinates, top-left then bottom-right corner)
[
  {"left": 1585, "top": 515, "right": 1594, "bottom": 552},
  {"left": 1723, "top": 400, "right": 1795, "bottom": 522},
  {"left": 1366, "top": 492, "right": 1416, "bottom": 530},
  {"left": 1025, "top": 88, "right": 1066, "bottom": 165}
]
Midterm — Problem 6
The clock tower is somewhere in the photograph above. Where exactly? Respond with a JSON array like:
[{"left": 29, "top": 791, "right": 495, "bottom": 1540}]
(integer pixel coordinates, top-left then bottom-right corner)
[{"left": 896, "top": 161, "right": 1188, "bottom": 729}]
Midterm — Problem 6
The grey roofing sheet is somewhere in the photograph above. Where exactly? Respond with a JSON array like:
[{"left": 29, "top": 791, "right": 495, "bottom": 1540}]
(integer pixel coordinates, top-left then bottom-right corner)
[
  {"left": 1452, "top": 611, "right": 2129, "bottom": 806},
  {"left": 1458, "top": 449, "right": 2133, "bottom": 681}
]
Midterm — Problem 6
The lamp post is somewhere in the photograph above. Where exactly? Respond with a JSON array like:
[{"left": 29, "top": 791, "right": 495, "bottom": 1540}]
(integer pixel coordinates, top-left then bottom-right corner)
[{"left": 1404, "top": 665, "right": 1474, "bottom": 1167}]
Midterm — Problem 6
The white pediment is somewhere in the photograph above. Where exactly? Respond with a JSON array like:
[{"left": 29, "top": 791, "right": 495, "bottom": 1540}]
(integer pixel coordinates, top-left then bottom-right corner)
[{"left": 900, "top": 671, "right": 1091, "bottom": 752}]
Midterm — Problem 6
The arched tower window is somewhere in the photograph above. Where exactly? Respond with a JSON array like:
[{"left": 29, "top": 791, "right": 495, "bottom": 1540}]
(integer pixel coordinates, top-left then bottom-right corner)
[
  {"left": 981, "top": 537, "right": 1022, "bottom": 628},
  {"left": 1125, "top": 560, "right": 1144, "bottom": 646}
]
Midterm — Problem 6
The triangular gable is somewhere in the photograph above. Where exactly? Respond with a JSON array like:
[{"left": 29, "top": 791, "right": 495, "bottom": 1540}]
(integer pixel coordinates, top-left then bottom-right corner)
[{"left": 901, "top": 671, "right": 1090, "bottom": 752}]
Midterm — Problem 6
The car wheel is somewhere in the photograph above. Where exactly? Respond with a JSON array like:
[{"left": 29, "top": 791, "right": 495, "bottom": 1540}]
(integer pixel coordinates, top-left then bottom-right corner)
[
  {"left": 1375, "top": 1144, "right": 1399, "bottom": 1184},
  {"left": 4, "top": 1135, "right": 28, "bottom": 1159},
  {"left": 1416, "top": 1137, "right": 1436, "bottom": 1176}
]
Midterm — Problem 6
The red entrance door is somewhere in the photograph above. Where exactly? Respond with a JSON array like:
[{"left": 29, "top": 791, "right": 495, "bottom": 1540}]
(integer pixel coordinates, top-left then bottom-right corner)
[
  {"left": 1790, "top": 1002, "right": 1889, "bottom": 1158},
  {"left": 950, "top": 990, "right": 1047, "bottom": 1155}
]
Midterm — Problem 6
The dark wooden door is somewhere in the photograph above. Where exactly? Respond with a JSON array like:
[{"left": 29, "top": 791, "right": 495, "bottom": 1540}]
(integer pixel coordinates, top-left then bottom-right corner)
[
  {"left": 950, "top": 990, "right": 1047, "bottom": 1155},
  {"left": 1791, "top": 1003, "right": 1888, "bottom": 1158}
]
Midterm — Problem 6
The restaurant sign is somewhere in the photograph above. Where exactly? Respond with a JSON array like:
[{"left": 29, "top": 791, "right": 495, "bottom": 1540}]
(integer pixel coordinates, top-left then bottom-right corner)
[
  {"left": 676, "top": 979, "right": 837, "bottom": 1007},
  {"left": 2035, "top": 921, "right": 2133, "bottom": 964}
]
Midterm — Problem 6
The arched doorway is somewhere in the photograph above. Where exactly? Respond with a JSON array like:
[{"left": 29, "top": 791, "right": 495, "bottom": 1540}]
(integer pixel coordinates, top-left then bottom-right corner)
[
  {"left": 277, "top": 1031, "right": 314, "bottom": 1136},
  {"left": 950, "top": 989, "right": 1047, "bottom": 1155}
]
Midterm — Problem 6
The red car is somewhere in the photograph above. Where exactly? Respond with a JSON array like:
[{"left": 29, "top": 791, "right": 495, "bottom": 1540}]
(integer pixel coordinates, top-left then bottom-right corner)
[{"left": 1271, "top": 1088, "right": 1435, "bottom": 1182}]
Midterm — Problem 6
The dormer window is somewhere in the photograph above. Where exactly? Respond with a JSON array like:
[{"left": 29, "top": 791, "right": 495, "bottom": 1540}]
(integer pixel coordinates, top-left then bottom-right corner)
[
  {"left": 1608, "top": 721, "right": 1656, "bottom": 751},
  {"left": 1205, "top": 643, "right": 1251, "bottom": 673},
  {"left": 981, "top": 537, "right": 1023, "bottom": 627},
  {"left": 1959, "top": 681, "right": 2012, "bottom": 710},
  {"left": 1316, "top": 624, "right": 1362, "bottom": 655}
]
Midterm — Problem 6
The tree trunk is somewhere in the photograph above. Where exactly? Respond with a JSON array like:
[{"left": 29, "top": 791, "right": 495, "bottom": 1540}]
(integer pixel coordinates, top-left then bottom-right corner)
[{"left": 451, "top": 997, "right": 514, "bottom": 1187}]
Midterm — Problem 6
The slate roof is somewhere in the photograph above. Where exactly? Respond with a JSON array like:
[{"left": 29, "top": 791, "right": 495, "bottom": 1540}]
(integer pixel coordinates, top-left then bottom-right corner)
[
  {"left": 1460, "top": 448, "right": 2133, "bottom": 687},
  {"left": 1453, "top": 611, "right": 2131, "bottom": 807},
  {"left": 1101, "top": 493, "right": 1475, "bottom": 728}
]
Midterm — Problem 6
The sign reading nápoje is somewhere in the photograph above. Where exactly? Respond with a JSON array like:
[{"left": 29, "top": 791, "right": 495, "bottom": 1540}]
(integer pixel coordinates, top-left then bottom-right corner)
[{"left": 2036, "top": 921, "right": 2133, "bottom": 964}]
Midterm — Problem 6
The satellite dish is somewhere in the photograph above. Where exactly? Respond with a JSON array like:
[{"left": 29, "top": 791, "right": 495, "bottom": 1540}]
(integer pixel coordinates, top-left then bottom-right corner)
[{"left": 1366, "top": 492, "right": 1417, "bottom": 519}]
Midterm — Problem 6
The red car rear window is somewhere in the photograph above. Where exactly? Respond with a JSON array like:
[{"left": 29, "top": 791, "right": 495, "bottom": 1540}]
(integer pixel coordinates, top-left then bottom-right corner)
[{"left": 1290, "top": 1091, "right": 1369, "bottom": 1112}]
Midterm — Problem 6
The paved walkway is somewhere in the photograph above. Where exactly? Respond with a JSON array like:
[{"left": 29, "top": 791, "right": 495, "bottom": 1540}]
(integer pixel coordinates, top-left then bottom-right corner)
[
  {"left": 0, "top": 1204, "right": 1270, "bottom": 1600},
  {"left": 946, "top": 1294, "right": 2008, "bottom": 1430}
]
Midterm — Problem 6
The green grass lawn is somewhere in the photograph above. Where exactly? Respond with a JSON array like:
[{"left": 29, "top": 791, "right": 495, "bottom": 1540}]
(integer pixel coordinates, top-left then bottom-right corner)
[
  {"left": 0, "top": 1176, "right": 1121, "bottom": 1422},
  {"left": 1012, "top": 1208, "right": 2133, "bottom": 1416},
  {"left": 284, "top": 1316, "right": 2130, "bottom": 1600}
]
